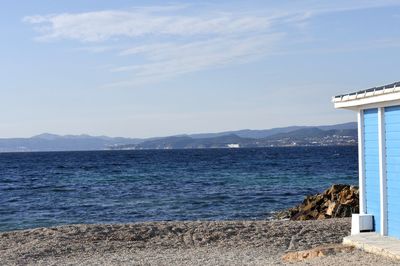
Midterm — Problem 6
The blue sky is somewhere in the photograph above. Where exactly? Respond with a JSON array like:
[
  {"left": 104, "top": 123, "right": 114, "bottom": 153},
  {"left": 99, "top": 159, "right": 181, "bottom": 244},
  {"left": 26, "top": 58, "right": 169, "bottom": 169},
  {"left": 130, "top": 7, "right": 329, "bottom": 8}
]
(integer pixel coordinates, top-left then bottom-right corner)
[{"left": 1, "top": 0, "right": 400, "bottom": 138}]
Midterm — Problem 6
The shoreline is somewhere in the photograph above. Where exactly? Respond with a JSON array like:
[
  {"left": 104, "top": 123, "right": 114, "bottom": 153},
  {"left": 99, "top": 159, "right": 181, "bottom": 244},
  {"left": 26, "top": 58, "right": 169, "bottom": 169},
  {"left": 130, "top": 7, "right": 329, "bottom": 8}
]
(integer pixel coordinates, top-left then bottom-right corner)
[
  {"left": 0, "top": 144, "right": 357, "bottom": 154},
  {"left": 1, "top": 218, "right": 398, "bottom": 265}
]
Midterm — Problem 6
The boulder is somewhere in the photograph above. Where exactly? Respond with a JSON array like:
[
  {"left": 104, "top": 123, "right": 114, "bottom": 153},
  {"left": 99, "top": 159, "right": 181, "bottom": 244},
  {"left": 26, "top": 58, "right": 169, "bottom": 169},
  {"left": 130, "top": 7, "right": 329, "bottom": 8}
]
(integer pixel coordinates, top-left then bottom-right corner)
[{"left": 274, "top": 184, "right": 359, "bottom": 221}]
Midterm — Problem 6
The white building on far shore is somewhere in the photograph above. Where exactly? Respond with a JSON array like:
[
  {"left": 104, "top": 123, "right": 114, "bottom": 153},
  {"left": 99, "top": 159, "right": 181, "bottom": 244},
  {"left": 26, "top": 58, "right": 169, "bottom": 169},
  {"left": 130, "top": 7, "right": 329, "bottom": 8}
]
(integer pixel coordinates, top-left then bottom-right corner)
[{"left": 227, "top": 144, "right": 240, "bottom": 148}]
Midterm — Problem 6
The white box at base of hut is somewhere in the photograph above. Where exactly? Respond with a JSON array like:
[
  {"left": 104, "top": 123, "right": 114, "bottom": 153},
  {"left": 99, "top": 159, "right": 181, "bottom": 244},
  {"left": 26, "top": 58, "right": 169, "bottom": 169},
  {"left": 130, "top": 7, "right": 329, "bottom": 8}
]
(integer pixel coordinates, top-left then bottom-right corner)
[{"left": 351, "top": 214, "right": 374, "bottom": 235}]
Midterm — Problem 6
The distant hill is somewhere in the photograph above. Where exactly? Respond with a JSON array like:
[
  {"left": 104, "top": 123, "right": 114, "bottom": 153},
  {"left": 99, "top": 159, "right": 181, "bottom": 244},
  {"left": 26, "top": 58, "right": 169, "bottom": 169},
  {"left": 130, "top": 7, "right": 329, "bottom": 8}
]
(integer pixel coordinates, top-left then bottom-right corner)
[
  {"left": 265, "top": 128, "right": 357, "bottom": 140},
  {"left": 0, "top": 122, "right": 357, "bottom": 152},
  {"left": 189, "top": 122, "right": 356, "bottom": 139},
  {"left": 0, "top": 134, "right": 142, "bottom": 152},
  {"left": 189, "top": 126, "right": 305, "bottom": 139},
  {"left": 113, "top": 123, "right": 357, "bottom": 150}
]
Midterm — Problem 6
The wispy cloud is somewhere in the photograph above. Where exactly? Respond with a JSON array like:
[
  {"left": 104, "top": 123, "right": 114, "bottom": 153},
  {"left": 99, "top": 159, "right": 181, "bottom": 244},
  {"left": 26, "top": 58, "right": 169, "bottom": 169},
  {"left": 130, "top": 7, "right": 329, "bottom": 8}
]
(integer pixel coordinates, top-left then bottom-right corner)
[
  {"left": 105, "top": 34, "right": 283, "bottom": 87},
  {"left": 23, "top": 1, "right": 400, "bottom": 87},
  {"left": 23, "top": 9, "right": 272, "bottom": 42},
  {"left": 23, "top": 5, "right": 281, "bottom": 86}
]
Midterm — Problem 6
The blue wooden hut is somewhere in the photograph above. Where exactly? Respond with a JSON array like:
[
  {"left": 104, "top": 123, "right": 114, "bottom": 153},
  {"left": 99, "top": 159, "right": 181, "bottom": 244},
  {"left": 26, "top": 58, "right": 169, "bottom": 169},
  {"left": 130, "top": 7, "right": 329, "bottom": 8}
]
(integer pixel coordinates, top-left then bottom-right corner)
[{"left": 333, "top": 81, "right": 400, "bottom": 239}]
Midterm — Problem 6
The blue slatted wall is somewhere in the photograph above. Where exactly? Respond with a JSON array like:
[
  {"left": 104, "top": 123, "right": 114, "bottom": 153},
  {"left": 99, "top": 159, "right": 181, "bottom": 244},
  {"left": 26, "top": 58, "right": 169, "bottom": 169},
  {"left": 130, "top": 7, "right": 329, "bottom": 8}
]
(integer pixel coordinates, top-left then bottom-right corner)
[
  {"left": 364, "top": 108, "right": 381, "bottom": 232},
  {"left": 385, "top": 106, "right": 400, "bottom": 239}
]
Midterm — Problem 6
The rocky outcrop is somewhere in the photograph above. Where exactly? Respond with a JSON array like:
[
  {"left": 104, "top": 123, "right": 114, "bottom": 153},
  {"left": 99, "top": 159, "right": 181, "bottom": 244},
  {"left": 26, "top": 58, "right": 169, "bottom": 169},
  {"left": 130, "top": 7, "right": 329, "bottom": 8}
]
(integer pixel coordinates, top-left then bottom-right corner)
[{"left": 275, "top": 184, "right": 359, "bottom": 221}]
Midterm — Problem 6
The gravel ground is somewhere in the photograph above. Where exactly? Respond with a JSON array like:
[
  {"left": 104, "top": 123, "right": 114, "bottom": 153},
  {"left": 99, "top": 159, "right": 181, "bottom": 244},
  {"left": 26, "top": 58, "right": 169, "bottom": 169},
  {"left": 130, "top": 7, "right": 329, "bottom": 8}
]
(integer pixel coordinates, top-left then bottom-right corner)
[{"left": 0, "top": 218, "right": 399, "bottom": 265}]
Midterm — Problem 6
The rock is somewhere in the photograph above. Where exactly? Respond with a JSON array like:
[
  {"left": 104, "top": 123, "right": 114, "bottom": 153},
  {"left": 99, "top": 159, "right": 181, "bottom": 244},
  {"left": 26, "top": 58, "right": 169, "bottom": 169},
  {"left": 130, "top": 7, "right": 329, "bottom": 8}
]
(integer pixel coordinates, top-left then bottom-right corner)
[
  {"left": 274, "top": 184, "right": 359, "bottom": 221},
  {"left": 326, "top": 201, "right": 338, "bottom": 216}
]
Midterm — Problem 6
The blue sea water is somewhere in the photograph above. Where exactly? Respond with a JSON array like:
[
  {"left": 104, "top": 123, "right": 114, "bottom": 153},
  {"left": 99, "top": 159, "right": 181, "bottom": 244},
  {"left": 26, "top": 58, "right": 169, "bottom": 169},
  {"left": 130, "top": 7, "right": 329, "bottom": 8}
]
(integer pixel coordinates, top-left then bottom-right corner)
[{"left": 0, "top": 146, "right": 357, "bottom": 232}]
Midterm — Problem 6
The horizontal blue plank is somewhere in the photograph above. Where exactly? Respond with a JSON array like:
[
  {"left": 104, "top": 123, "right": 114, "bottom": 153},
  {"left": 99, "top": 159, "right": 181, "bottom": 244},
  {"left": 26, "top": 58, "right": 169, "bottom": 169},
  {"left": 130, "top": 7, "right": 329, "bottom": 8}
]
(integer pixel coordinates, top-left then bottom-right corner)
[
  {"left": 365, "top": 171, "right": 379, "bottom": 176},
  {"left": 387, "top": 186, "right": 400, "bottom": 192},
  {"left": 384, "top": 114, "right": 400, "bottom": 120},
  {"left": 385, "top": 121, "right": 400, "bottom": 127},
  {"left": 365, "top": 161, "right": 379, "bottom": 166},
  {"left": 386, "top": 165, "right": 400, "bottom": 169},
  {"left": 365, "top": 149, "right": 379, "bottom": 154},
  {"left": 384, "top": 112, "right": 400, "bottom": 118},
  {"left": 385, "top": 124, "right": 400, "bottom": 131},
  {"left": 365, "top": 131, "right": 378, "bottom": 137},
  {"left": 385, "top": 137, "right": 400, "bottom": 143},
  {"left": 388, "top": 193, "right": 400, "bottom": 198},
  {"left": 386, "top": 146, "right": 400, "bottom": 151},
  {"left": 386, "top": 215, "right": 400, "bottom": 221},
  {"left": 386, "top": 159, "right": 400, "bottom": 165},
  {"left": 387, "top": 217, "right": 400, "bottom": 222},
  {"left": 385, "top": 150, "right": 400, "bottom": 157},
  {"left": 387, "top": 185, "right": 400, "bottom": 191},
  {"left": 364, "top": 128, "right": 378, "bottom": 133},
  {"left": 387, "top": 210, "right": 400, "bottom": 216},
  {"left": 388, "top": 230, "right": 400, "bottom": 239},
  {"left": 365, "top": 156, "right": 379, "bottom": 161},
  {"left": 367, "top": 208, "right": 381, "bottom": 214},
  {"left": 364, "top": 123, "right": 379, "bottom": 128},
  {"left": 365, "top": 138, "right": 378, "bottom": 143},
  {"left": 364, "top": 137, "right": 378, "bottom": 141},
  {"left": 364, "top": 144, "right": 379, "bottom": 149},
  {"left": 385, "top": 125, "right": 400, "bottom": 131},
  {"left": 386, "top": 172, "right": 400, "bottom": 177},
  {"left": 366, "top": 174, "right": 379, "bottom": 180},
  {"left": 365, "top": 140, "right": 378, "bottom": 145},
  {"left": 386, "top": 168, "right": 400, "bottom": 173},
  {"left": 385, "top": 113, "right": 400, "bottom": 119},
  {"left": 367, "top": 208, "right": 380, "bottom": 215},
  {"left": 388, "top": 181, "right": 400, "bottom": 185},
  {"left": 388, "top": 231, "right": 400, "bottom": 238}
]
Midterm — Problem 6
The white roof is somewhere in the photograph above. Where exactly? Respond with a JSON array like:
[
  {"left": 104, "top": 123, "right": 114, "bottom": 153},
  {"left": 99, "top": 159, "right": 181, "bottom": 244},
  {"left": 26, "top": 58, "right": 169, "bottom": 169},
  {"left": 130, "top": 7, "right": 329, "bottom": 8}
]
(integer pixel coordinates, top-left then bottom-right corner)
[{"left": 333, "top": 82, "right": 400, "bottom": 110}]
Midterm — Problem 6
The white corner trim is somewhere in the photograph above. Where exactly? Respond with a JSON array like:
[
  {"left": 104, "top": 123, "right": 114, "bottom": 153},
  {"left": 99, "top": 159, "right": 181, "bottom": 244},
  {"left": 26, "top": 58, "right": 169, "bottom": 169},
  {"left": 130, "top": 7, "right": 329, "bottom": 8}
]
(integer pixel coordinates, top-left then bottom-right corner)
[
  {"left": 358, "top": 110, "right": 366, "bottom": 215},
  {"left": 378, "top": 107, "right": 388, "bottom": 236}
]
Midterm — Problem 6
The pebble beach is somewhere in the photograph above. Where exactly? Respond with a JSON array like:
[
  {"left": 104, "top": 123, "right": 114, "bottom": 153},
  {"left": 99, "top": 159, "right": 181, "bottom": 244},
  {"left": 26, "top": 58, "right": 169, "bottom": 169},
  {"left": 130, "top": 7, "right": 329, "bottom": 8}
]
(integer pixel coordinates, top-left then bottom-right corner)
[{"left": 1, "top": 218, "right": 399, "bottom": 265}]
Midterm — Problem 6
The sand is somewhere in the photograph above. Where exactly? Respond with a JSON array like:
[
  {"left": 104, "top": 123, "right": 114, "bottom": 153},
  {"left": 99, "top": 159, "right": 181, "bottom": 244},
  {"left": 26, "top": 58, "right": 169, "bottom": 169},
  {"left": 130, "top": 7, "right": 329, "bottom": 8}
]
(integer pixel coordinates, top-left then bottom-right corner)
[{"left": 1, "top": 218, "right": 399, "bottom": 265}]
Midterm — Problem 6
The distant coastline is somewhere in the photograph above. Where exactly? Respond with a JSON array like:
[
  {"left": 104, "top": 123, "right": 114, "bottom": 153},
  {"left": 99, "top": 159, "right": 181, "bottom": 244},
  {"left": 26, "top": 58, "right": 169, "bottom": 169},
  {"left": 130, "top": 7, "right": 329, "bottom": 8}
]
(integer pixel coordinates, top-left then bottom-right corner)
[{"left": 0, "top": 122, "right": 356, "bottom": 152}]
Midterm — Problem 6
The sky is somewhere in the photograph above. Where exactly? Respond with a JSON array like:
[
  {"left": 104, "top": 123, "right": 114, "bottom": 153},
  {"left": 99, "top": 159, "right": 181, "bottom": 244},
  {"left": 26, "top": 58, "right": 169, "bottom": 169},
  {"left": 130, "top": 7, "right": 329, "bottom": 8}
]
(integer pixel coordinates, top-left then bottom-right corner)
[{"left": 1, "top": 0, "right": 400, "bottom": 138}]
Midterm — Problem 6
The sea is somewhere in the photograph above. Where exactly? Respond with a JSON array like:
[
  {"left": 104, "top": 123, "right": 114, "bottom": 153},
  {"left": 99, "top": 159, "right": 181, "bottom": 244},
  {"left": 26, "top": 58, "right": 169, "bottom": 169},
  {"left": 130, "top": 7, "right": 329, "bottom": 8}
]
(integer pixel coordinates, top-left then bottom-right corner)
[{"left": 0, "top": 146, "right": 357, "bottom": 232}]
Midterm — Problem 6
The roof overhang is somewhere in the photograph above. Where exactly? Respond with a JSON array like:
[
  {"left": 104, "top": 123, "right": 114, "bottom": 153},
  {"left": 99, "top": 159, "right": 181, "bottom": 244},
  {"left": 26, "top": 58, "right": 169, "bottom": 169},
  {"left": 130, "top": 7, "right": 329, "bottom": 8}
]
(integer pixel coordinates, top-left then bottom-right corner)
[{"left": 333, "top": 82, "right": 400, "bottom": 110}]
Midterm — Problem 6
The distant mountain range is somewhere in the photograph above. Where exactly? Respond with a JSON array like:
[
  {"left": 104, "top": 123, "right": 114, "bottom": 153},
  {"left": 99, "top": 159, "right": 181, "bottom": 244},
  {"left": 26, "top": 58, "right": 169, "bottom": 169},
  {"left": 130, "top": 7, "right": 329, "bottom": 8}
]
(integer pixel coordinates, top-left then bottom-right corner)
[
  {"left": 0, "top": 133, "right": 142, "bottom": 152},
  {"left": 0, "top": 122, "right": 357, "bottom": 152}
]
